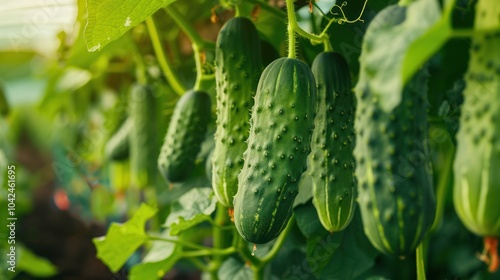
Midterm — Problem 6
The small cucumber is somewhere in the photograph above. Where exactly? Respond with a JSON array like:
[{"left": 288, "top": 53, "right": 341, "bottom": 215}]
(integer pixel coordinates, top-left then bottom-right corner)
[
  {"left": 129, "top": 84, "right": 157, "bottom": 188},
  {"left": 104, "top": 118, "right": 132, "bottom": 161},
  {"left": 158, "top": 90, "right": 212, "bottom": 183}
]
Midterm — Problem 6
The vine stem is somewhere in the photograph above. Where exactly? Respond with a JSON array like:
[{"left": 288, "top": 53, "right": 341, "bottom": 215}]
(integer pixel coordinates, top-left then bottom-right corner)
[
  {"left": 165, "top": 5, "right": 215, "bottom": 91},
  {"left": 260, "top": 216, "right": 295, "bottom": 265},
  {"left": 285, "top": 0, "right": 329, "bottom": 57},
  {"left": 181, "top": 247, "right": 237, "bottom": 258},
  {"left": 186, "top": 257, "right": 209, "bottom": 272},
  {"left": 145, "top": 17, "right": 185, "bottom": 96},
  {"left": 208, "top": 203, "right": 232, "bottom": 279},
  {"left": 416, "top": 242, "right": 427, "bottom": 280},
  {"left": 431, "top": 142, "right": 455, "bottom": 232},
  {"left": 285, "top": 0, "right": 297, "bottom": 58},
  {"left": 164, "top": 6, "right": 208, "bottom": 49},
  {"left": 147, "top": 235, "right": 213, "bottom": 251}
]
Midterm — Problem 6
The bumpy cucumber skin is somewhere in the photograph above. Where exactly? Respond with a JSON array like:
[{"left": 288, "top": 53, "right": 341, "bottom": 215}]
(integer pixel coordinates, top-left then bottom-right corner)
[
  {"left": 309, "top": 52, "right": 356, "bottom": 233},
  {"left": 105, "top": 118, "right": 132, "bottom": 161},
  {"left": 354, "top": 5, "right": 436, "bottom": 257},
  {"left": 129, "top": 84, "right": 157, "bottom": 188},
  {"left": 234, "top": 58, "right": 317, "bottom": 244},
  {"left": 213, "top": 17, "right": 262, "bottom": 207},
  {"left": 453, "top": 1, "right": 500, "bottom": 238},
  {"left": 158, "top": 90, "right": 211, "bottom": 183}
]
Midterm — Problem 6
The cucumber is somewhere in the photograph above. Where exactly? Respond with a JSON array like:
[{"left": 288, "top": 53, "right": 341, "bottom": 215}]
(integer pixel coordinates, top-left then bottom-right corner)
[
  {"left": 308, "top": 52, "right": 356, "bottom": 233},
  {"left": 354, "top": 5, "right": 436, "bottom": 257},
  {"left": 212, "top": 17, "right": 262, "bottom": 207},
  {"left": 234, "top": 57, "right": 316, "bottom": 244},
  {"left": 453, "top": 0, "right": 500, "bottom": 271},
  {"left": 129, "top": 84, "right": 157, "bottom": 188},
  {"left": 104, "top": 118, "right": 132, "bottom": 161},
  {"left": 158, "top": 90, "right": 211, "bottom": 183}
]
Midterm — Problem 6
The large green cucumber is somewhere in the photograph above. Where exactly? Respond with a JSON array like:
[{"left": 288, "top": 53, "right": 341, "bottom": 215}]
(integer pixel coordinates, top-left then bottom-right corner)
[
  {"left": 104, "top": 118, "right": 132, "bottom": 161},
  {"left": 309, "top": 52, "right": 356, "bottom": 233},
  {"left": 354, "top": 5, "right": 436, "bottom": 257},
  {"left": 234, "top": 57, "right": 316, "bottom": 244},
  {"left": 129, "top": 84, "right": 157, "bottom": 188},
  {"left": 158, "top": 90, "right": 211, "bottom": 183},
  {"left": 453, "top": 0, "right": 500, "bottom": 239},
  {"left": 212, "top": 17, "right": 262, "bottom": 207}
]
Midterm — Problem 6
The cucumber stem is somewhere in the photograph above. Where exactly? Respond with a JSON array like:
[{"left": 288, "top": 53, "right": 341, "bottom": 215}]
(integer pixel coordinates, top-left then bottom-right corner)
[
  {"left": 234, "top": 4, "right": 242, "bottom": 17},
  {"left": 209, "top": 203, "right": 231, "bottom": 278},
  {"left": 164, "top": 6, "right": 208, "bottom": 91},
  {"left": 431, "top": 142, "right": 455, "bottom": 232},
  {"left": 416, "top": 242, "right": 427, "bottom": 280},
  {"left": 285, "top": 0, "right": 297, "bottom": 59},
  {"left": 165, "top": 6, "right": 206, "bottom": 49},
  {"left": 145, "top": 17, "right": 186, "bottom": 96}
]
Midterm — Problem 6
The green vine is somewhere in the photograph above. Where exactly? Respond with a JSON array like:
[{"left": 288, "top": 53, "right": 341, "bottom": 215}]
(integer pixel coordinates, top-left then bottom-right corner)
[
  {"left": 329, "top": 1, "right": 367, "bottom": 25},
  {"left": 145, "top": 17, "right": 186, "bottom": 96},
  {"left": 416, "top": 242, "right": 427, "bottom": 280},
  {"left": 164, "top": 5, "right": 215, "bottom": 91}
]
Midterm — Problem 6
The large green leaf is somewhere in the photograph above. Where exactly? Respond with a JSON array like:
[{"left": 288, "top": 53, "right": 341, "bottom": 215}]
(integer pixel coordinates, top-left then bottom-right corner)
[
  {"left": 84, "top": 0, "right": 177, "bottom": 52},
  {"left": 295, "top": 202, "right": 378, "bottom": 279},
  {"left": 402, "top": 0, "right": 456, "bottom": 85},
  {"left": 218, "top": 258, "right": 254, "bottom": 280},
  {"left": 164, "top": 187, "right": 217, "bottom": 235},
  {"left": 93, "top": 203, "right": 157, "bottom": 272},
  {"left": 317, "top": 213, "right": 379, "bottom": 279},
  {"left": 16, "top": 244, "right": 58, "bottom": 277},
  {"left": 129, "top": 230, "right": 182, "bottom": 280},
  {"left": 356, "top": 0, "right": 442, "bottom": 112}
]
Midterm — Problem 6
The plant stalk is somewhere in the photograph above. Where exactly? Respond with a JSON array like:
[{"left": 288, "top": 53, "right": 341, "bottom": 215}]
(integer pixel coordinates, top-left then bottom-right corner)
[{"left": 145, "top": 17, "right": 185, "bottom": 96}]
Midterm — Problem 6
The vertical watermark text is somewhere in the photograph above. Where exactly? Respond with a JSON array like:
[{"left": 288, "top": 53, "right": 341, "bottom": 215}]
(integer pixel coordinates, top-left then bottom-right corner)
[{"left": 5, "top": 165, "right": 17, "bottom": 273}]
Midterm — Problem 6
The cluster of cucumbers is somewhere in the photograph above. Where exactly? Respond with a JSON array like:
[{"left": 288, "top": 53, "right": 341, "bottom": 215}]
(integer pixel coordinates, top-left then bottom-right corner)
[{"left": 104, "top": 0, "right": 499, "bottom": 264}]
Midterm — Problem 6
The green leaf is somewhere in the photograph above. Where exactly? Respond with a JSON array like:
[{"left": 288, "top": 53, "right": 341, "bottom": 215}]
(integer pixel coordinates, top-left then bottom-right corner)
[
  {"left": 129, "top": 230, "right": 182, "bottom": 280},
  {"left": 294, "top": 173, "right": 313, "bottom": 207},
  {"left": 356, "top": 0, "right": 442, "bottom": 112},
  {"left": 16, "top": 244, "right": 58, "bottom": 277},
  {"left": 84, "top": 0, "right": 177, "bottom": 52},
  {"left": 164, "top": 187, "right": 217, "bottom": 235},
  {"left": 402, "top": 0, "right": 456, "bottom": 85},
  {"left": 93, "top": 203, "right": 157, "bottom": 272},
  {"left": 317, "top": 213, "right": 379, "bottom": 279},
  {"left": 293, "top": 203, "right": 378, "bottom": 279},
  {"left": 218, "top": 258, "right": 254, "bottom": 280},
  {"left": 294, "top": 202, "right": 326, "bottom": 239},
  {"left": 305, "top": 231, "right": 344, "bottom": 275}
]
